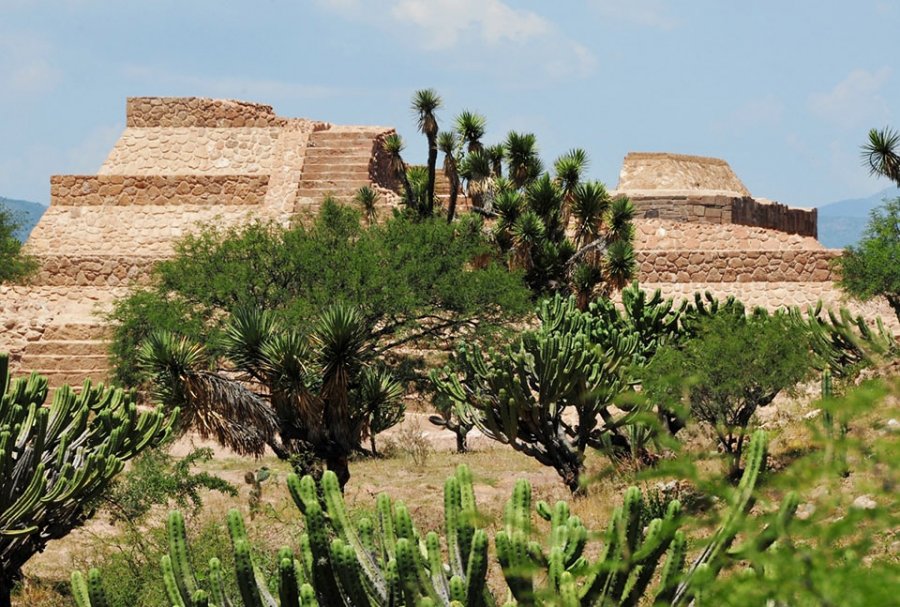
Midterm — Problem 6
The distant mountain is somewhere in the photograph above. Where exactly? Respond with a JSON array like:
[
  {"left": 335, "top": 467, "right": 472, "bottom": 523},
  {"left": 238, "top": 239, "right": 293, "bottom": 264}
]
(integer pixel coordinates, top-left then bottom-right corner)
[
  {"left": 816, "top": 186, "right": 900, "bottom": 249},
  {"left": 0, "top": 196, "right": 47, "bottom": 242}
]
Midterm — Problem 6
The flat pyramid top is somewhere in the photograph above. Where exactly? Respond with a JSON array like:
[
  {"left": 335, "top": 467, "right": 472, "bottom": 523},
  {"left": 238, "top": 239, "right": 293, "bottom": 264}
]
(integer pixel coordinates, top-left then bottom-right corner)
[{"left": 616, "top": 152, "right": 751, "bottom": 198}]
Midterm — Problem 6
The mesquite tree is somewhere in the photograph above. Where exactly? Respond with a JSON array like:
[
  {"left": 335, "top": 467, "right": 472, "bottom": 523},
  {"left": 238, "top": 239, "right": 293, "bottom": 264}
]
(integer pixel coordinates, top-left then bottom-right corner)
[{"left": 0, "top": 354, "right": 174, "bottom": 606}]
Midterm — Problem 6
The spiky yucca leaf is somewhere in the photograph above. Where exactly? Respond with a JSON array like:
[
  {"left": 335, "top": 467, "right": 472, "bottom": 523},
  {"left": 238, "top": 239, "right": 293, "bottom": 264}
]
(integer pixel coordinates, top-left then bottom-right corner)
[
  {"left": 455, "top": 110, "right": 486, "bottom": 151},
  {"left": 358, "top": 367, "right": 405, "bottom": 435},
  {"left": 223, "top": 307, "right": 279, "bottom": 381},
  {"left": 607, "top": 196, "right": 636, "bottom": 243},
  {"left": 138, "top": 331, "right": 277, "bottom": 456},
  {"left": 605, "top": 240, "right": 637, "bottom": 291},
  {"left": 571, "top": 181, "right": 611, "bottom": 246},
  {"left": 862, "top": 126, "right": 900, "bottom": 185},
  {"left": 354, "top": 186, "right": 380, "bottom": 224},
  {"left": 411, "top": 88, "right": 442, "bottom": 137}
]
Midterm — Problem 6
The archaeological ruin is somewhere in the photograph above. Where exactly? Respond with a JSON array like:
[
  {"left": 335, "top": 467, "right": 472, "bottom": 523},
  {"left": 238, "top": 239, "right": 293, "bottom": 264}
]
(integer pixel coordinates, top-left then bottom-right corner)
[{"left": 2, "top": 97, "right": 895, "bottom": 386}]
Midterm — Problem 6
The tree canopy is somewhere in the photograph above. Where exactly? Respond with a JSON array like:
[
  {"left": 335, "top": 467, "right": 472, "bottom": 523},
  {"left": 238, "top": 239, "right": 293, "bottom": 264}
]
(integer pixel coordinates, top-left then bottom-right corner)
[{"left": 109, "top": 200, "right": 531, "bottom": 386}]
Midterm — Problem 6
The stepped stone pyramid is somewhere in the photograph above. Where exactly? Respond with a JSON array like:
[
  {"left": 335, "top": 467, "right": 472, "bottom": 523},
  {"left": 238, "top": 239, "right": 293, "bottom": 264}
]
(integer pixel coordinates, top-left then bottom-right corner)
[
  {"left": 2, "top": 97, "right": 399, "bottom": 385},
  {"left": 618, "top": 152, "right": 896, "bottom": 324},
  {"left": 1, "top": 99, "right": 895, "bottom": 387}
]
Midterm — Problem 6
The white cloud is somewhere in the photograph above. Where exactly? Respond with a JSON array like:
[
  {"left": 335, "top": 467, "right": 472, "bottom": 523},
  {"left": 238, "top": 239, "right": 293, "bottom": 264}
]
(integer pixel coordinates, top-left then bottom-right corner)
[
  {"left": 121, "top": 66, "right": 341, "bottom": 101},
  {"left": 316, "top": 0, "right": 595, "bottom": 81},
  {"left": 809, "top": 67, "right": 892, "bottom": 129},
  {"left": 390, "top": 0, "right": 551, "bottom": 49},
  {"left": 0, "top": 33, "right": 61, "bottom": 94},
  {"left": 589, "top": 0, "right": 679, "bottom": 30}
]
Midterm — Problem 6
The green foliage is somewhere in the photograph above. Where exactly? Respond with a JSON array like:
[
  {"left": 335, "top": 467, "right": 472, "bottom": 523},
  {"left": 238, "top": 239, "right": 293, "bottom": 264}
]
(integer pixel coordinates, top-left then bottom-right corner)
[
  {"left": 644, "top": 313, "right": 813, "bottom": 476},
  {"left": 75, "top": 433, "right": 804, "bottom": 606},
  {"left": 0, "top": 203, "right": 37, "bottom": 283},
  {"left": 139, "top": 303, "right": 404, "bottom": 487},
  {"left": 432, "top": 294, "right": 653, "bottom": 492},
  {"left": 837, "top": 197, "right": 900, "bottom": 322},
  {"left": 101, "top": 446, "right": 237, "bottom": 525},
  {"left": 109, "top": 201, "right": 530, "bottom": 386},
  {"left": 0, "top": 353, "right": 174, "bottom": 602}
]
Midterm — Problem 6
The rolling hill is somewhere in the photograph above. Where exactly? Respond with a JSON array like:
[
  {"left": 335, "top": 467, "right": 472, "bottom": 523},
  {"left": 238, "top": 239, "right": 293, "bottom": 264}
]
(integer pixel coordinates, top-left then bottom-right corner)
[
  {"left": 0, "top": 196, "right": 47, "bottom": 242},
  {"left": 817, "top": 186, "right": 900, "bottom": 249}
]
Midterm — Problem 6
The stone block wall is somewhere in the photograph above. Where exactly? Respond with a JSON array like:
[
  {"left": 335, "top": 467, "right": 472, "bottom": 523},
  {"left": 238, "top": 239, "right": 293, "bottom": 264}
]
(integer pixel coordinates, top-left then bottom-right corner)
[
  {"left": 30, "top": 255, "right": 158, "bottom": 287},
  {"left": 631, "top": 195, "right": 817, "bottom": 237},
  {"left": 126, "top": 97, "right": 286, "bottom": 128},
  {"left": 636, "top": 249, "right": 838, "bottom": 283},
  {"left": 50, "top": 175, "right": 269, "bottom": 206}
]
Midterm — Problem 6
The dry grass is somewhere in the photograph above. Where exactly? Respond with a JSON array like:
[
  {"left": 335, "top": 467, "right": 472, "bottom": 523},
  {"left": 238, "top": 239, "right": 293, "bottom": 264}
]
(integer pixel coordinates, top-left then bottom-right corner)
[{"left": 15, "top": 371, "right": 900, "bottom": 606}]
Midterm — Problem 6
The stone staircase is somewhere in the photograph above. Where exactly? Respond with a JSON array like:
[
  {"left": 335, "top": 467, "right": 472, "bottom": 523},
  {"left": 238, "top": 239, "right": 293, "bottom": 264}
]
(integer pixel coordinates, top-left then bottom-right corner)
[
  {"left": 294, "top": 128, "right": 389, "bottom": 209},
  {"left": 16, "top": 321, "right": 111, "bottom": 388}
]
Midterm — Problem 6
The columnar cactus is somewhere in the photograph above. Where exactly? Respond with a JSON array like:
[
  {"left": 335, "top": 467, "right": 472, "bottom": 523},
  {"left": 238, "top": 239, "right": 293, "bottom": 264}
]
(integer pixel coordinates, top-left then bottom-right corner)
[
  {"left": 0, "top": 353, "right": 174, "bottom": 606},
  {"left": 73, "top": 433, "right": 797, "bottom": 606}
]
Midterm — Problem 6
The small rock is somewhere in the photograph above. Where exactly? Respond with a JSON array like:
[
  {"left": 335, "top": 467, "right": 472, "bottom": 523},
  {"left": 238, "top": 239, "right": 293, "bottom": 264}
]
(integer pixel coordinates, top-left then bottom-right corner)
[
  {"left": 802, "top": 409, "right": 821, "bottom": 420},
  {"left": 885, "top": 419, "right": 899, "bottom": 433},
  {"left": 796, "top": 502, "right": 816, "bottom": 520},
  {"left": 851, "top": 495, "right": 877, "bottom": 510}
]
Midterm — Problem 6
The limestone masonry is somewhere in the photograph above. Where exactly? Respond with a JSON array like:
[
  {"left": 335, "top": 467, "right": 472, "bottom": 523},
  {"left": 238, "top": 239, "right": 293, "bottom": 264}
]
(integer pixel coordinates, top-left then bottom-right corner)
[{"left": 2, "top": 97, "right": 896, "bottom": 386}]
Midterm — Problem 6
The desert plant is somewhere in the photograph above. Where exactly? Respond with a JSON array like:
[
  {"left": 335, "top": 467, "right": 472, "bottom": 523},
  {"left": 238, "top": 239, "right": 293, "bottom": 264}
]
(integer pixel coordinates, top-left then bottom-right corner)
[
  {"left": 354, "top": 186, "right": 380, "bottom": 225},
  {"left": 0, "top": 353, "right": 174, "bottom": 606},
  {"left": 73, "top": 433, "right": 797, "bottom": 606},
  {"left": 0, "top": 203, "right": 37, "bottom": 284},
  {"left": 412, "top": 88, "right": 443, "bottom": 216},
  {"left": 102, "top": 446, "right": 237, "bottom": 525},
  {"left": 139, "top": 304, "right": 405, "bottom": 489},
  {"left": 74, "top": 465, "right": 491, "bottom": 607},
  {"left": 432, "top": 295, "right": 648, "bottom": 492},
  {"left": 644, "top": 313, "right": 812, "bottom": 478}
]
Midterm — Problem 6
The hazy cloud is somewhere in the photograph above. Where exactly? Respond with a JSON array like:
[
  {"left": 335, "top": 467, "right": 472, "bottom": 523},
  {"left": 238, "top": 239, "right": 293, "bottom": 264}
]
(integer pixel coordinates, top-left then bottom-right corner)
[
  {"left": 390, "top": 0, "right": 551, "bottom": 49},
  {"left": 121, "top": 66, "right": 341, "bottom": 101},
  {"left": 589, "top": 0, "right": 679, "bottom": 30},
  {"left": 809, "top": 67, "right": 892, "bottom": 129},
  {"left": 0, "top": 33, "right": 61, "bottom": 94}
]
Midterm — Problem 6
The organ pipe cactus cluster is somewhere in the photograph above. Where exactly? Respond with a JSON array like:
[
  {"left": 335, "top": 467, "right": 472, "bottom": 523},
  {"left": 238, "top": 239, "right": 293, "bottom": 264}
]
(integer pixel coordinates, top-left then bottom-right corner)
[
  {"left": 0, "top": 353, "right": 174, "bottom": 607},
  {"left": 73, "top": 433, "right": 797, "bottom": 606},
  {"left": 74, "top": 465, "right": 491, "bottom": 607},
  {"left": 494, "top": 431, "right": 797, "bottom": 607}
]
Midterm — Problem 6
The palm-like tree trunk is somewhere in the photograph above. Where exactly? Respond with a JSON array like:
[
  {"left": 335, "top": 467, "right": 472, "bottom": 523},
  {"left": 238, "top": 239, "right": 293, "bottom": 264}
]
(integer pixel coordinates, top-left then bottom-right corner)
[{"left": 426, "top": 133, "right": 438, "bottom": 216}]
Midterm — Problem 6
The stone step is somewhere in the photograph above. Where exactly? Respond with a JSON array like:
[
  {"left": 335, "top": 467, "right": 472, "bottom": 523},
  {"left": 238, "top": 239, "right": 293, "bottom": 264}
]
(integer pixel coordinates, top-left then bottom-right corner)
[
  {"left": 31, "top": 370, "right": 112, "bottom": 389},
  {"left": 42, "top": 323, "right": 109, "bottom": 341},
  {"left": 299, "top": 166, "right": 371, "bottom": 176},
  {"left": 309, "top": 132, "right": 380, "bottom": 142},
  {"left": 25, "top": 340, "right": 108, "bottom": 356},
  {"left": 20, "top": 354, "right": 110, "bottom": 372},
  {"left": 297, "top": 179, "right": 372, "bottom": 189},
  {"left": 303, "top": 149, "right": 374, "bottom": 159}
]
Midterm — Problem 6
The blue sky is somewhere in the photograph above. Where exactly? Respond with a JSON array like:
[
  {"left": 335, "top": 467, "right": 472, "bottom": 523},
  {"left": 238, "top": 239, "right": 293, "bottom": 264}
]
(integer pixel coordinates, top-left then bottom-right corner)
[{"left": 1, "top": 0, "right": 898, "bottom": 207}]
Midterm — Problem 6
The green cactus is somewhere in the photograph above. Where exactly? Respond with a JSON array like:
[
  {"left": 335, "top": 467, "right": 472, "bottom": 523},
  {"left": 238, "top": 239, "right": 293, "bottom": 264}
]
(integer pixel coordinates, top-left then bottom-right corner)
[
  {"left": 74, "top": 434, "right": 797, "bottom": 606},
  {"left": 432, "top": 294, "right": 644, "bottom": 492},
  {"left": 0, "top": 353, "right": 174, "bottom": 605}
]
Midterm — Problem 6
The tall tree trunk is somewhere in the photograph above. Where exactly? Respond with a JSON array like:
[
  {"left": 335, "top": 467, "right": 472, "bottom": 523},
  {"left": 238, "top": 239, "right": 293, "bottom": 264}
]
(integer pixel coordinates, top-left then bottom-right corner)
[
  {"left": 455, "top": 428, "right": 468, "bottom": 453},
  {"left": 326, "top": 454, "right": 351, "bottom": 491},
  {"left": 426, "top": 135, "right": 438, "bottom": 216},
  {"left": 447, "top": 174, "right": 459, "bottom": 223}
]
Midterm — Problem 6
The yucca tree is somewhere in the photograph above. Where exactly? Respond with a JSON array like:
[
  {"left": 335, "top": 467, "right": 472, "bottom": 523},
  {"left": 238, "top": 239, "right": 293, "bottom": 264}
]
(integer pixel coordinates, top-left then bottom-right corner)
[
  {"left": 140, "top": 305, "right": 404, "bottom": 489},
  {"left": 506, "top": 131, "right": 543, "bottom": 189},
  {"left": 354, "top": 185, "right": 380, "bottom": 225},
  {"left": 862, "top": 126, "right": 900, "bottom": 186},
  {"left": 459, "top": 149, "right": 492, "bottom": 210},
  {"left": 382, "top": 133, "right": 416, "bottom": 211},
  {"left": 439, "top": 131, "right": 461, "bottom": 223},
  {"left": 570, "top": 181, "right": 611, "bottom": 247},
  {"left": 455, "top": 110, "right": 486, "bottom": 154},
  {"left": 412, "top": 88, "right": 442, "bottom": 215},
  {"left": 486, "top": 143, "right": 506, "bottom": 177},
  {"left": 554, "top": 148, "right": 589, "bottom": 226}
]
